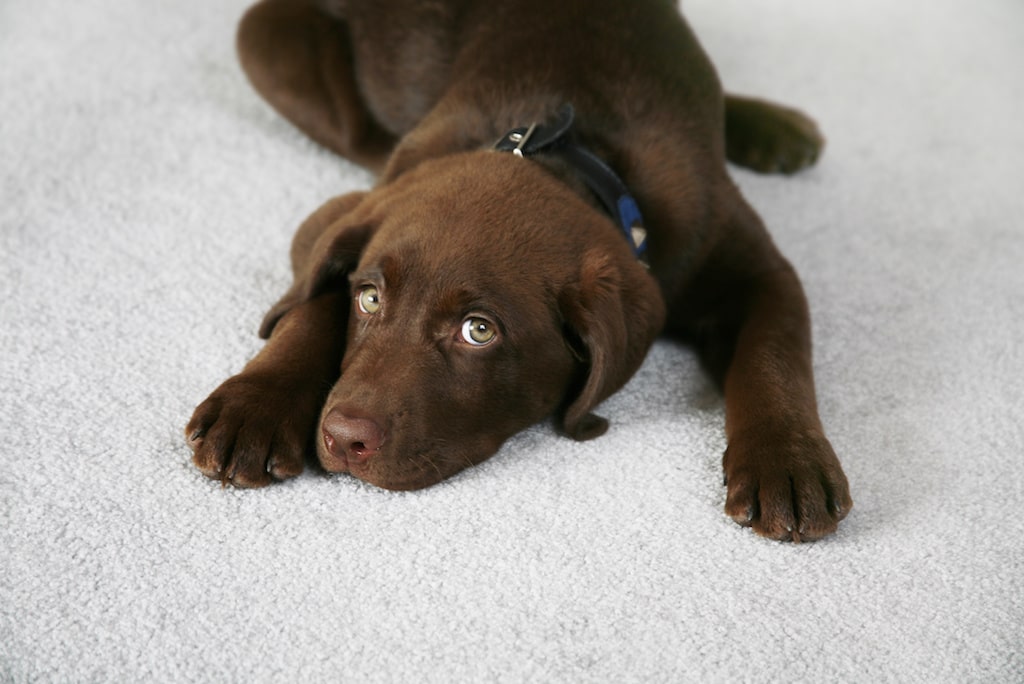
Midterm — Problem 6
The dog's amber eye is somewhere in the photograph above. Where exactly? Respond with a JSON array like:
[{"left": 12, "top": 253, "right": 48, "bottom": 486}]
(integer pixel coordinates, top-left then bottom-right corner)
[
  {"left": 461, "top": 317, "right": 497, "bottom": 346},
  {"left": 356, "top": 285, "right": 382, "bottom": 315}
]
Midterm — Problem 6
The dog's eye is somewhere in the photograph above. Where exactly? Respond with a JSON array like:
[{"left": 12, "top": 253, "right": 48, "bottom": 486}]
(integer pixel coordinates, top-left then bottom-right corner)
[
  {"left": 356, "top": 285, "right": 382, "bottom": 315},
  {"left": 460, "top": 317, "right": 497, "bottom": 346}
]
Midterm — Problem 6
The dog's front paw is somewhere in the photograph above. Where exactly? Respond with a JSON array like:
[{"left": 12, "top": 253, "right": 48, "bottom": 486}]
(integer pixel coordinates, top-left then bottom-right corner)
[
  {"left": 185, "top": 373, "right": 315, "bottom": 488},
  {"left": 722, "top": 427, "right": 851, "bottom": 542}
]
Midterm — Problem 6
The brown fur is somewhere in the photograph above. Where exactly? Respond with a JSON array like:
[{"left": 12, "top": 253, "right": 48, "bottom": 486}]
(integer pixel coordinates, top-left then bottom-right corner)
[{"left": 186, "top": 0, "right": 851, "bottom": 541}]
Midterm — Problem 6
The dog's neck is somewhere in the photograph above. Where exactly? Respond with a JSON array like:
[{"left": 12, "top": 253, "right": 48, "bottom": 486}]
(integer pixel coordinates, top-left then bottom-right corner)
[{"left": 492, "top": 104, "right": 648, "bottom": 262}]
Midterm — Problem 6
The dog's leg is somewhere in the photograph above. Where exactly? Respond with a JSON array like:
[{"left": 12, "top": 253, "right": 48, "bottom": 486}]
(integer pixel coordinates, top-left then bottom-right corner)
[
  {"left": 186, "top": 193, "right": 368, "bottom": 487},
  {"left": 675, "top": 202, "right": 851, "bottom": 541},
  {"left": 724, "top": 94, "right": 824, "bottom": 174},
  {"left": 186, "top": 291, "right": 348, "bottom": 488},
  {"left": 236, "top": 0, "right": 395, "bottom": 171},
  {"left": 718, "top": 263, "right": 851, "bottom": 542}
]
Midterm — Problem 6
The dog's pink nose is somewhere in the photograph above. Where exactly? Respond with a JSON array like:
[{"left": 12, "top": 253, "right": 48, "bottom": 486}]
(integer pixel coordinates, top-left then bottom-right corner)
[{"left": 322, "top": 409, "right": 385, "bottom": 464}]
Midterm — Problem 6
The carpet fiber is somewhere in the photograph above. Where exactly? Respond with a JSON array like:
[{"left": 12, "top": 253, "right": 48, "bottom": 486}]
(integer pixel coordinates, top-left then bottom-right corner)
[{"left": 2, "top": 0, "right": 1022, "bottom": 680}]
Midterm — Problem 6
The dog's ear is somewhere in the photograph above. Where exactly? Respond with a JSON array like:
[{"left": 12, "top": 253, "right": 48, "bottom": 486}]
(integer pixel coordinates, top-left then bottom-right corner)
[
  {"left": 259, "top": 193, "right": 375, "bottom": 339},
  {"left": 559, "top": 250, "right": 666, "bottom": 440}
]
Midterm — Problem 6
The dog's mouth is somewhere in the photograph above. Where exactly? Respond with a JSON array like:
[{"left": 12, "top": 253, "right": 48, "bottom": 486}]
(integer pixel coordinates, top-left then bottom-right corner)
[
  {"left": 326, "top": 449, "right": 457, "bottom": 491},
  {"left": 317, "top": 418, "right": 499, "bottom": 491}
]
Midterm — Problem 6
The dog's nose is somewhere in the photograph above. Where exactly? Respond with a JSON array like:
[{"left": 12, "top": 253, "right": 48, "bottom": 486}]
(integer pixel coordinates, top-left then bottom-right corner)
[{"left": 322, "top": 408, "right": 385, "bottom": 464}]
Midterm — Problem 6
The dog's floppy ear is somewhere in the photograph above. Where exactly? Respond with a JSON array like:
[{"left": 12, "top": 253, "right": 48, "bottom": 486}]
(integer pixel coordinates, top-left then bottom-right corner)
[
  {"left": 259, "top": 193, "right": 375, "bottom": 338},
  {"left": 559, "top": 250, "right": 666, "bottom": 440}
]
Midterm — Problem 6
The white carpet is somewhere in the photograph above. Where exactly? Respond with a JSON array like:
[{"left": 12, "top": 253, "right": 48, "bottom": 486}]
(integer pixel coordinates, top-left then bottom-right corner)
[{"left": 2, "top": 0, "right": 1022, "bottom": 680}]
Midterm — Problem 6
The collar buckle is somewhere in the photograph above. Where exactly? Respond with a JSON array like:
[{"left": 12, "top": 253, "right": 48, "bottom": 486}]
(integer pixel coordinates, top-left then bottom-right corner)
[{"left": 509, "top": 122, "right": 538, "bottom": 157}]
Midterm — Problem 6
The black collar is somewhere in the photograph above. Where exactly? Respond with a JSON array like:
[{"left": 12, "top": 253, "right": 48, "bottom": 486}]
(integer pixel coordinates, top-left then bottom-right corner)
[{"left": 493, "top": 104, "right": 648, "bottom": 261}]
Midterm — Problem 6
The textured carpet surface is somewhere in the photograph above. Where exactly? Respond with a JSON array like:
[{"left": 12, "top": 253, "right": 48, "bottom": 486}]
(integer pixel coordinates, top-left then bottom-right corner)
[{"left": 2, "top": 0, "right": 1022, "bottom": 681}]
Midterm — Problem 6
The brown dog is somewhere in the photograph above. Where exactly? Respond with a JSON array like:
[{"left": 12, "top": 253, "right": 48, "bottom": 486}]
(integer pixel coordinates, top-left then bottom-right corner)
[{"left": 186, "top": 0, "right": 851, "bottom": 541}]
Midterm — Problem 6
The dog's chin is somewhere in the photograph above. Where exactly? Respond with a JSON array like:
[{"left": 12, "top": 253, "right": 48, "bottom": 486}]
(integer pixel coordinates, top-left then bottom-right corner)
[{"left": 317, "top": 444, "right": 491, "bottom": 491}]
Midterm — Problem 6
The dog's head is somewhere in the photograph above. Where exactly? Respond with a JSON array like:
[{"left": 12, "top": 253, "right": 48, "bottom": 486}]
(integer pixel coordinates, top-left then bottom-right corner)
[{"left": 262, "top": 151, "right": 665, "bottom": 490}]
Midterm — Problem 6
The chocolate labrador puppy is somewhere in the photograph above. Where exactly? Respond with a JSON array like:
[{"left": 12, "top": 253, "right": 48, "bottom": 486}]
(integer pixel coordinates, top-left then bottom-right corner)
[{"left": 186, "top": 0, "right": 852, "bottom": 541}]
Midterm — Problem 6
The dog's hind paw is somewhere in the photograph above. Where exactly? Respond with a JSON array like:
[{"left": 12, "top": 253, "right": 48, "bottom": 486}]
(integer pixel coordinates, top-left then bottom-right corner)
[{"left": 724, "top": 95, "right": 825, "bottom": 175}]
